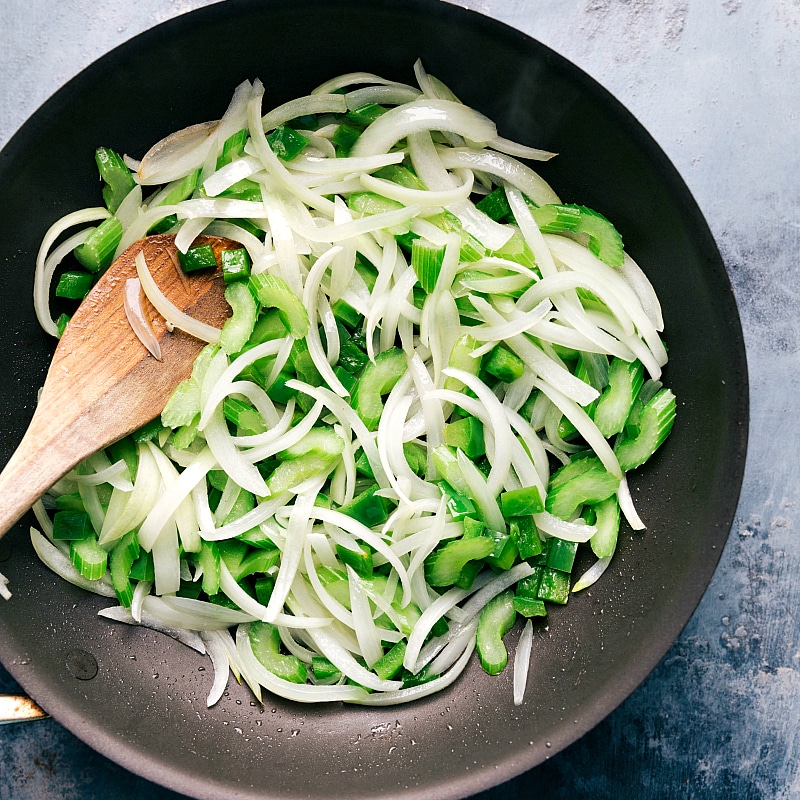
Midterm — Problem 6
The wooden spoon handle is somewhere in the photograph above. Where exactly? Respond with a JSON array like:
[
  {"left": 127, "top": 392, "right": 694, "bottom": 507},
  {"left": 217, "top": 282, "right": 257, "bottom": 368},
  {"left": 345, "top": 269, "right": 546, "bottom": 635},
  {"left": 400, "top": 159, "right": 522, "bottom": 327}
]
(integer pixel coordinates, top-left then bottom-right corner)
[{"left": 0, "top": 403, "right": 100, "bottom": 538}]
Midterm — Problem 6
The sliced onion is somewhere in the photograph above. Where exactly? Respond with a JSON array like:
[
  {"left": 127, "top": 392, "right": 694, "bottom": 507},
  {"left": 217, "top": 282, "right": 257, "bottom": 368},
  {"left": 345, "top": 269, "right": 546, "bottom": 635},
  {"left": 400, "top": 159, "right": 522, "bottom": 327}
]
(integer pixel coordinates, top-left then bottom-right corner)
[
  {"left": 513, "top": 620, "right": 534, "bottom": 705},
  {"left": 351, "top": 99, "right": 497, "bottom": 157},
  {"left": 98, "top": 604, "right": 206, "bottom": 653},
  {"left": 124, "top": 277, "right": 162, "bottom": 360},
  {"left": 138, "top": 120, "right": 220, "bottom": 185},
  {"left": 572, "top": 556, "right": 613, "bottom": 593},
  {"left": 135, "top": 251, "right": 223, "bottom": 345},
  {"left": 200, "top": 629, "right": 232, "bottom": 707}
]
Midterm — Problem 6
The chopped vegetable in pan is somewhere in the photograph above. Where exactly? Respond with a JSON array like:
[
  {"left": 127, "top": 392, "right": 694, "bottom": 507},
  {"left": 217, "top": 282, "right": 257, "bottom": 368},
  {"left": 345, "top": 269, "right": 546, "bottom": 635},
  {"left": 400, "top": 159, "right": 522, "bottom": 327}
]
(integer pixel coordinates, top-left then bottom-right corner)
[{"left": 28, "top": 61, "right": 675, "bottom": 706}]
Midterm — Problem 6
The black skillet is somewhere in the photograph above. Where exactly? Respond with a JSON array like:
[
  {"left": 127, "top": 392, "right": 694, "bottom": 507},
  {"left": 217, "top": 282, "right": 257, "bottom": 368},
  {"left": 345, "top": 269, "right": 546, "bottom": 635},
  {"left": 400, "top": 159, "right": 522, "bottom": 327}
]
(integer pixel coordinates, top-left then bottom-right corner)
[{"left": 0, "top": 1, "right": 748, "bottom": 798}]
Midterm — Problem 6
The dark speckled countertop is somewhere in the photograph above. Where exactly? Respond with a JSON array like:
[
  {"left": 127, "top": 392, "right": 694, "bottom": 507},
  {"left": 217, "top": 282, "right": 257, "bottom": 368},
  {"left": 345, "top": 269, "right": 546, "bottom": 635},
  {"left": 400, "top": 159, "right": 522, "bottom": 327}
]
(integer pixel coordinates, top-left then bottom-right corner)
[{"left": 0, "top": 1, "right": 793, "bottom": 798}]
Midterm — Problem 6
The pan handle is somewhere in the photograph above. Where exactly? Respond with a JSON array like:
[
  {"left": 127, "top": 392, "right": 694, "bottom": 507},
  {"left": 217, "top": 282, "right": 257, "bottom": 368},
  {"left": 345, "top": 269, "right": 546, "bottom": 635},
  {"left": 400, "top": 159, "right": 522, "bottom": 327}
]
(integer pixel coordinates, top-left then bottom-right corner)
[{"left": 0, "top": 694, "right": 48, "bottom": 724}]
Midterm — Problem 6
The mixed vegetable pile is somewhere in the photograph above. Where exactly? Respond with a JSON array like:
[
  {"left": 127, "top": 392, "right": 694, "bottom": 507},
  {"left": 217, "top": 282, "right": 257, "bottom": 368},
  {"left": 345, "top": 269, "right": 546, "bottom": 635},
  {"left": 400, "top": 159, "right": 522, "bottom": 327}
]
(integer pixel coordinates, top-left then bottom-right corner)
[{"left": 27, "top": 62, "right": 675, "bottom": 706}]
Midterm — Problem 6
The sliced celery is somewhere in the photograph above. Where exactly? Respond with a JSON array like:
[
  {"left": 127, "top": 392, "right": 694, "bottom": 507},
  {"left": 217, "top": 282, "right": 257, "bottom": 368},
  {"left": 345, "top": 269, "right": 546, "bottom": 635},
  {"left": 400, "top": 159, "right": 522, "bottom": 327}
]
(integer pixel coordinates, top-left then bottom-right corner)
[{"left": 476, "top": 590, "right": 517, "bottom": 675}]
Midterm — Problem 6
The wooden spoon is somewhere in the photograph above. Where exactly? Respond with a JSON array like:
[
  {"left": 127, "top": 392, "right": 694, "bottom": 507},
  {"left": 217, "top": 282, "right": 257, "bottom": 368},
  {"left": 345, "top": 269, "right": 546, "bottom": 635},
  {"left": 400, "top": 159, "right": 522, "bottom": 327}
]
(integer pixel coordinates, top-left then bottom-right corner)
[{"left": 0, "top": 233, "right": 234, "bottom": 539}]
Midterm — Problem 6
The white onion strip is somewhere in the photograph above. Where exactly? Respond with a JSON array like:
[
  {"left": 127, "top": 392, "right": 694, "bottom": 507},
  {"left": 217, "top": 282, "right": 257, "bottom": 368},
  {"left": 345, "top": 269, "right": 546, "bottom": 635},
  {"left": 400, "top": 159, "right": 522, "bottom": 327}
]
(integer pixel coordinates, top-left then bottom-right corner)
[
  {"left": 124, "top": 277, "right": 162, "bottom": 360},
  {"left": 513, "top": 620, "right": 534, "bottom": 705},
  {"left": 135, "top": 251, "right": 223, "bottom": 344}
]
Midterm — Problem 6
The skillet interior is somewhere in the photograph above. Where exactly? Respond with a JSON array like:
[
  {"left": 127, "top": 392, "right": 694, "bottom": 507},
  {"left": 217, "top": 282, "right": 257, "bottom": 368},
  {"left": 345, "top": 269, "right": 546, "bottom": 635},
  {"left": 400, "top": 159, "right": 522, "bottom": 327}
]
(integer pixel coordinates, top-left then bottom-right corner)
[{"left": 0, "top": 1, "right": 748, "bottom": 798}]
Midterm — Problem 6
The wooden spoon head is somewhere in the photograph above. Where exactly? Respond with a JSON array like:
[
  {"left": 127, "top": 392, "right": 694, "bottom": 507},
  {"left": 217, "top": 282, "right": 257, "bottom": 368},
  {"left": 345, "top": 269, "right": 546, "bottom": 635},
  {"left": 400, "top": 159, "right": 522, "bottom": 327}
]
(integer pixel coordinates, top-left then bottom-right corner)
[
  {"left": 0, "top": 234, "right": 235, "bottom": 539},
  {"left": 40, "top": 233, "right": 234, "bottom": 442}
]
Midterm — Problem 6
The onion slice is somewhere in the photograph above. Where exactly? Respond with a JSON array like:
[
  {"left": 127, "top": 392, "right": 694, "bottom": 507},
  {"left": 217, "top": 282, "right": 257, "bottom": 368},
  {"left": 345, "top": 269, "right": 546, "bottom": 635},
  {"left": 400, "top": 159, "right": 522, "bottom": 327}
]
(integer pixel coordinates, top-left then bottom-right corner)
[
  {"left": 135, "top": 251, "right": 223, "bottom": 345},
  {"left": 124, "top": 277, "right": 162, "bottom": 360}
]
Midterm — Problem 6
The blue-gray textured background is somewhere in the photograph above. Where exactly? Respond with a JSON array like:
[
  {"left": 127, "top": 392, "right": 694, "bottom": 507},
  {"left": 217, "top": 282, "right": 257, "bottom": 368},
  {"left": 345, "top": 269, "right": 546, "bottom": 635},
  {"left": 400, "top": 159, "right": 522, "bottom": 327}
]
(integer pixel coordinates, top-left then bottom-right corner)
[{"left": 0, "top": 1, "right": 795, "bottom": 798}]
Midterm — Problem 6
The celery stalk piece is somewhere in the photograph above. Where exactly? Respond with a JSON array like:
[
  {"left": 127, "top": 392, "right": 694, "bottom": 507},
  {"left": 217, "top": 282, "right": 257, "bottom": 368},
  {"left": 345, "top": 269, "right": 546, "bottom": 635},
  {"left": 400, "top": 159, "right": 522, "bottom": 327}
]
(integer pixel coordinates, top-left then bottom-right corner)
[
  {"left": 219, "top": 281, "right": 258, "bottom": 355},
  {"left": 424, "top": 536, "right": 494, "bottom": 587},
  {"left": 614, "top": 388, "right": 677, "bottom": 471},
  {"left": 476, "top": 590, "right": 517, "bottom": 675},
  {"left": 249, "top": 273, "right": 310, "bottom": 339},
  {"left": 350, "top": 347, "right": 407, "bottom": 430}
]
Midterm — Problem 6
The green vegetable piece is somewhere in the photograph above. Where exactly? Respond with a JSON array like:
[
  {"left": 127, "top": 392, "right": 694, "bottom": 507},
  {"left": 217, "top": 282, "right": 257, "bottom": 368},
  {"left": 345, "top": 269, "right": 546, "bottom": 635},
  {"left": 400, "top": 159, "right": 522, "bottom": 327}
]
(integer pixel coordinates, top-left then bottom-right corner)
[
  {"left": 110, "top": 531, "right": 140, "bottom": 607},
  {"left": 455, "top": 559, "right": 482, "bottom": 590},
  {"left": 476, "top": 590, "right": 517, "bottom": 675},
  {"left": 484, "top": 345, "right": 525, "bottom": 383},
  {"left": 198, "top": 540, "right": 221, "bottom": 596},
  {"left": 444, "top": 334, "right": 481, "bottom": 392},
  {"left": 312, "top": 656, "right": 342, "bottom": 682},
  {"left": 52, "top": 510, "right": 93, "bottom": 541},
  {"left": 235, "top": 547, "right": 280, "bottom": 581},
  {"left": 131, "top": 418, "right": 163, "bottom": 443},
  {"left": 247, "top": 308, "right": 289, "bottom": 346},
  {"left": 529, "top": 203, "right": 582, "bottom": 234},
  {"left": 267, "top": 124, "right": 309, "bottom": 161},
  {"left": 332, "top": 123, "right": 361, "bottom": 154},
  {"left": 515, "top": 571, "right": 544, "bottom": 600},
  {"left": 462, "top": 516, "right": 485, "bottom": 538},
  {"left": 513, "top": 596, "right": 547, "bottom": 617},
  {"left": 161, "top": 379, "right": 201, "bottom": 428},
  {"left": 476, "top": 186, "right": 512, "bottom": 221},
  {"left": 436, "top": 479, "right": 477, "bottom": 521},
  {"left": 178, "top": 243, "right": 217, "bottom": 273},
  {"left": 254, "top": 575, "right": 275, "bottom": 606},
  {"left": 70, "top": 536, "right": 108, "bottom": 581},
  {"left": 249, "top": 273, "right": 309, "bottom": 339},
  {"left": 172, "top": 417, "right": 200, "bottom": 450},
  {"left": 443, "top": 416, "right": 485, "bottom": 459},
  {"left": 129, "top": 551, "right": 155, "bottom": 582},
  {"left": 373, "top": 164, "right": 425, "bottom": 190},
  {"left": 330, "top": 298, "right": 362, "bottom": 329},
  {"left": 265, "top": 370, "right": 297, "bottom": 404},
  {"left": 338, "top": 331, "right": 370, "bottom": 374},
  {"left": 347, "top": 191, "right": 404, "bottom": 218},
  {"left": 219, "top": 178, "right": 263, "bottom": 202},
  {"left": 334, "top": 365, "right": 358, "bottom": 393},
  {"left": 95, "top": 147, "right": 136, "bottom": 213},
  {"left": 590, "top": 496, "right": 621, "bottom": 559},
  {"left": 575, "top": 206, "right": 625, "bottom": 267},
  {"left": 220, "top": 280, "right": 258, "bottom": 355},
  {"left": 280, "top": 428, "right": 345, "bottom": 460},
  {"left": 74, "top": 216, "right": 123, "bottom": 273},
  {"left": 411, "top": 238, "right": 445, "bottom": 293},
  {"left": 373, "top": 641, "right": 407, "bottom": 681},
  {"left": 56, "top": 313, "right": 71, "bottom": 337},
  {"left": 55, "top": 270, "right": 93, "bottom": 300},
  {"left": 267, "top": 450, "right": 341, "bottom": 494},
  {"left": 430, "top": 446, "right": 470, "bottom": 496},
  {"left": 537, "top": 567, "right": 571, "bottom": 604},
  {"left": 248, "top": 621, "right": 307, "bottom": 683},
  {"left": 500, "top": 486, "right": 544, "bottom": 518},
  {"left": 54, "top": 492, "right": 84, "bottom": 512},
  {"left": 424, "top": 535, "right": 494, "bottom": 587},
  {"left": 217, "top": 129, "right": 248, "bottom": 168},
  {"left": 347, "top": 103, "right": 388, "bottom": 127},
  {"left": 221, "top": 247, "right": 252, "bottom": 283},
  {"left": 592, "top": 358, "right": 645, "bottom": 437},
  {"left": 336, "top": 543, "right": 373, "bottom": 577},
  {"left": 217, "top": 539, "right": 249, "bottom": 578},
  {"left": 614, "top": 388, "right": 676, "bottom": 472},
  {"left": 545, "top": 457, "right": 620, "bottom": 520},
  {"left": 508, "top": 516, "right": 543, "bottom": 560},
  {"left": 338, "top": 486, "right": 390, "bottom": 528},
  {"left": 545, "top": 537, "right": 579, "bottom": 573},
  {"left": 223, "top": 397, "right": 266, "bottom": 435},
  {"left": 350, "top": 347, "right": 407, "bottom": 430},
  {"left": 484, "top": 529, "right": 519, "bottom": 571},
  {"left": 402, "top": 663, "right": 438, "bottom": 688}
]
